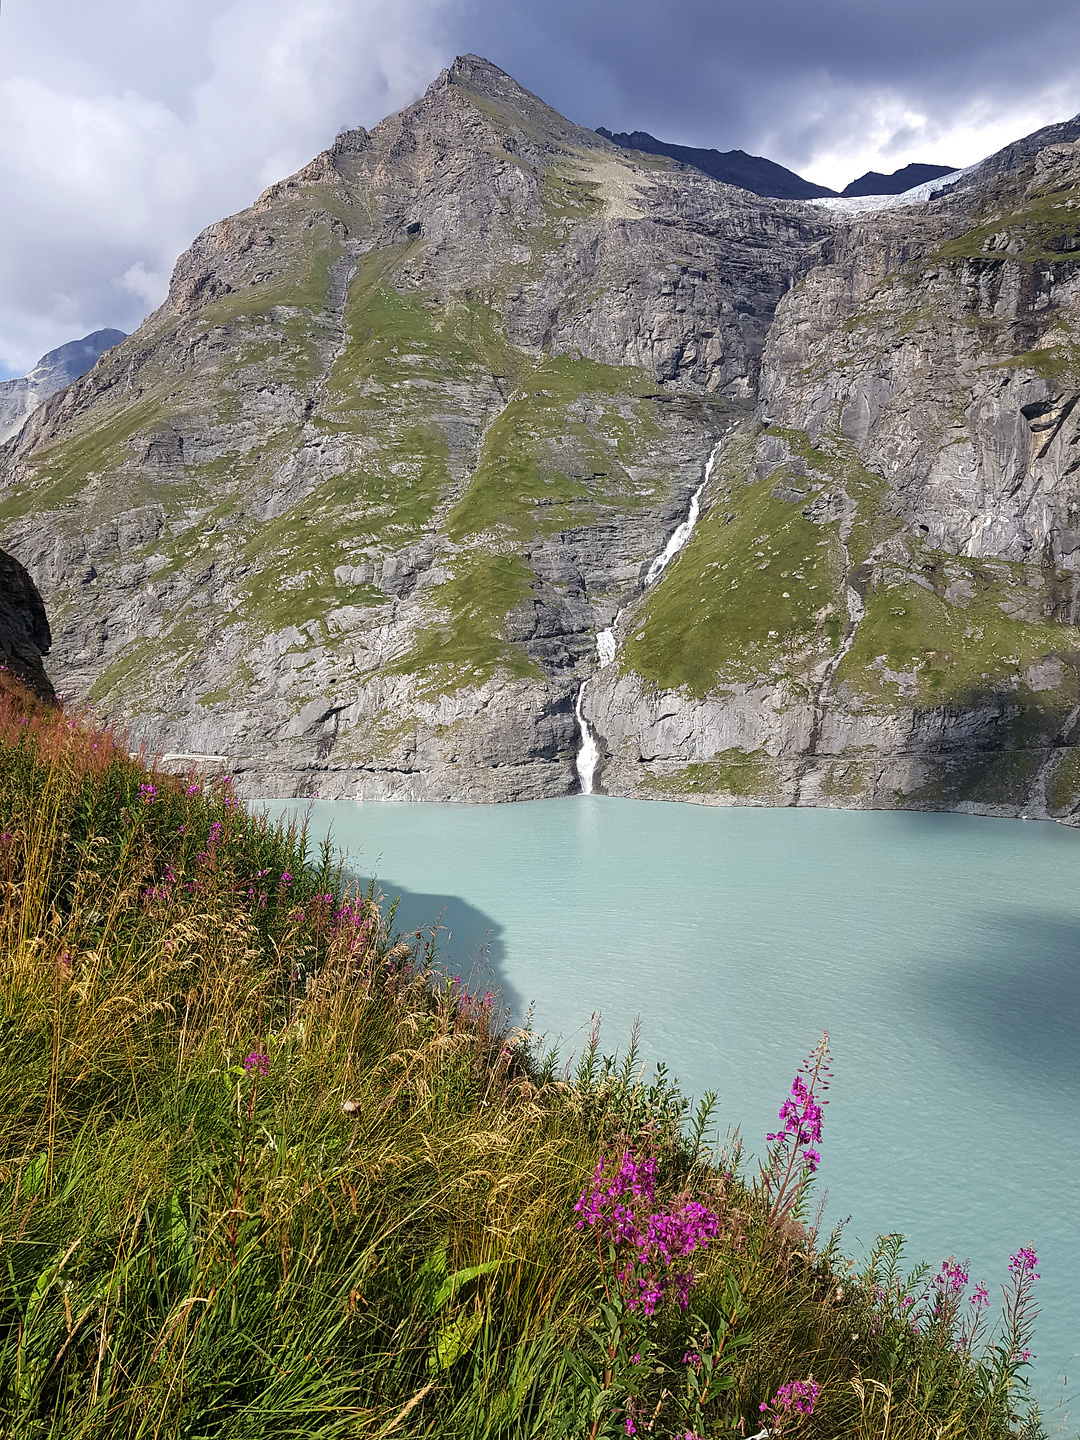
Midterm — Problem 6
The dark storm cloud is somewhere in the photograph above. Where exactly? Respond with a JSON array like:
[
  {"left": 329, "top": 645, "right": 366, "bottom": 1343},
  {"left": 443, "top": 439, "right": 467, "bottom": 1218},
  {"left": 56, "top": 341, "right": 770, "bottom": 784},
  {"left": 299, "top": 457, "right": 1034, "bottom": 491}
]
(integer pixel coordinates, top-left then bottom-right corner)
[
  {"left": 456, "top": 0, "right": 1080, "bottom": 176},
  {"left": 3, "top": 0, "right": 1080, "bottom": 375}
]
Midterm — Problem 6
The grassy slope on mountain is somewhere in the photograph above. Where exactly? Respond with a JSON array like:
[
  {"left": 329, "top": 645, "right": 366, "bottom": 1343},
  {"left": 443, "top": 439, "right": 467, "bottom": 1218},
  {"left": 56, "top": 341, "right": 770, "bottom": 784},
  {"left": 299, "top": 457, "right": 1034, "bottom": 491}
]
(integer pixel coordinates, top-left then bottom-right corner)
[{"left": 0, "top": 681, "right": 1041, "bottom": 1439}]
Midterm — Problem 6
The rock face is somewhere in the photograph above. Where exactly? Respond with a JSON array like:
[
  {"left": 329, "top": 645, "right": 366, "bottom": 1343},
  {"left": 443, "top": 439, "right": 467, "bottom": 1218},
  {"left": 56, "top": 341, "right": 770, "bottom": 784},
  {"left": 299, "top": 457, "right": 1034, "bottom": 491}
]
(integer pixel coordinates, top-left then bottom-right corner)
[
  {"left": 0, "top": 549, "right": 54, "bottom": 701},
  {"left": 3, "top": 57, "right": 1080, "bottom": 818},
  {"left": 0, "top": 330, "right": 127, "bottom": 444}
]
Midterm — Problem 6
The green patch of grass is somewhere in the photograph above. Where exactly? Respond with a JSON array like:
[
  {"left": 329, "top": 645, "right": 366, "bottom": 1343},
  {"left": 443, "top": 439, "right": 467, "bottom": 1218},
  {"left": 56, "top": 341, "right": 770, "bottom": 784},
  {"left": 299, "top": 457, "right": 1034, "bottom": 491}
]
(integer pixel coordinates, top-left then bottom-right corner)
[
  {"left": 819, "top": 754, "right": 878, "bottom": 800},
  {"left": 540, "top": 164, "right": 605, "bottom": 220},
  {"left": 87, "top": 611, "right": 219, "bottom": 708},
  {"left": 988, "top": 341, "right": 1080, "bottom": 384},
  {"left": 198, "top": 215, "right": 345, "bottom": 326},
  {"left": 0, "top": 396, "right": 169, "bottom": 524},
  {"left": 643, "top": 748, "right": 776, "bottom": 798},
  {"left": 837, "top": 551, "right": 1080, "bottom": 709},
  {"left": 224, "top": 311, "right": 333, "bottom": 390},
  {"left": 388, "top": 554, "right": 544, "bottom": 693},
  {"left": 903, "top": 745, "right": 1047, "bottom": 809},
  {"left": 1046, "top": 746, "right": 1080, "bottom": 813},
  {"left": 324, "top": 246, "right": 525, "bottom": 405},
  {"left": 447, "top": 354, "right": 664, "bottom": 541},
  {"left": 935, "top": 182, "right": 1080, "bottom": 264},
  {"left": 621, "top": 430, "right": 850, "bottom": 696}
]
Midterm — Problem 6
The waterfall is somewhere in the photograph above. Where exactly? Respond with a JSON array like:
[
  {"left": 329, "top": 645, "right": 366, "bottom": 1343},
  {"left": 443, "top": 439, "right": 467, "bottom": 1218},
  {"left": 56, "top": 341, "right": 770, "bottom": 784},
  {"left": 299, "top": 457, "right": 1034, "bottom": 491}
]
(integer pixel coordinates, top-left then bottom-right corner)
[
  {"left": 573, "top": 436, "right": 725, "bottom": 793},
  {"left": 644, "top": 438, "right": 724, "bottom": 588},
  {"left": 574, "top": 683, "right": 600, "bottom": 794},
  {"left": 595, "top": 606, "right": 623, "bottom": 668}
]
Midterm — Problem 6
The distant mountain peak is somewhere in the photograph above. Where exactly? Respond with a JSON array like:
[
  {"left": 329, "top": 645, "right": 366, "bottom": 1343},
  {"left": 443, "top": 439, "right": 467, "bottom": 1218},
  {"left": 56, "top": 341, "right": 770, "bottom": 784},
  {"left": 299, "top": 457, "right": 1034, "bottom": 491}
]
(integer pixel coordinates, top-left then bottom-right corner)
[
  {"left": 0, "top": 328, "right": 126, "bottom": 445},
  {"left": 840, "top": 163, "right": 958, "bottom": 198},
  {"left": 595, "top": 128, "right": 837, "bottom": 200}
]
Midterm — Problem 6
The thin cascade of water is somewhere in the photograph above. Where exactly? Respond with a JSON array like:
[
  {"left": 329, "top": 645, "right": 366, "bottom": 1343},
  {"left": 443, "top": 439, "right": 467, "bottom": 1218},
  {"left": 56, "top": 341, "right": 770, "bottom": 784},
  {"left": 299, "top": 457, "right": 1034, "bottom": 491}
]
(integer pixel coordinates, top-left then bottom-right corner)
[
  {"left": 574, "top": 683, "right": 599, "bottom": 794},
  {"left": 644, "top": 437, "right": 723, "bottom": 588},
  {"left": 595, "top": 606, "right": 623, "bottom": 668},
  {"left": 573, "top": 436, "right": 725, "bottom": 791}
]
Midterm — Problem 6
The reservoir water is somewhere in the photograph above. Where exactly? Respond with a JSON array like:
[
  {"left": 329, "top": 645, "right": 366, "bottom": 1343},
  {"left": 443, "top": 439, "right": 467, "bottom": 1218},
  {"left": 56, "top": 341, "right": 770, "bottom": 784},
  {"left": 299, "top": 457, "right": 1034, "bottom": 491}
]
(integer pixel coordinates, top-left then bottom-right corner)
[{"left": 272, "top": 796, "right": 1079, "bottom": 1418}]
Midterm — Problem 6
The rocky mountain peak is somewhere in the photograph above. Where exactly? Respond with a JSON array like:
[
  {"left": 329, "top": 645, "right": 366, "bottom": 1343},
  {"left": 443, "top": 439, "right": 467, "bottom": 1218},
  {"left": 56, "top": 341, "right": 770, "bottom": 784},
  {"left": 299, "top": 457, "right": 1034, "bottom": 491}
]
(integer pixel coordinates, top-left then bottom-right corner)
[{"left": 419, "top": 53, "right": 616, "bottom": 162}]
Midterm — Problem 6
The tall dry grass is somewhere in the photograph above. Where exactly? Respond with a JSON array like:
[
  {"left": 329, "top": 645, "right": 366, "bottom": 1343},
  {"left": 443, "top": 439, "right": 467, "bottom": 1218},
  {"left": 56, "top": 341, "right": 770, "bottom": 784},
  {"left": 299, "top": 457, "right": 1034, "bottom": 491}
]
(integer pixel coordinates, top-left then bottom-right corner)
[{"left": 0, "top": 676, "right": 1043, "bottom": 1438}]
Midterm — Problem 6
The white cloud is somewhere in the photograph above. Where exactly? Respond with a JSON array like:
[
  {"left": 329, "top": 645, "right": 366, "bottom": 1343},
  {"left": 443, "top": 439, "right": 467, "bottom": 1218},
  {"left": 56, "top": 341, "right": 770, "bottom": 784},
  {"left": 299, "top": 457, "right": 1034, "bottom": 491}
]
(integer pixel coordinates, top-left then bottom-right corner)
[
  {"left": 0, "top": 0, "right": 457, "bottom": 376},
  {"left": 793, "top": 80, "right": 1080, "bottom": 191}
]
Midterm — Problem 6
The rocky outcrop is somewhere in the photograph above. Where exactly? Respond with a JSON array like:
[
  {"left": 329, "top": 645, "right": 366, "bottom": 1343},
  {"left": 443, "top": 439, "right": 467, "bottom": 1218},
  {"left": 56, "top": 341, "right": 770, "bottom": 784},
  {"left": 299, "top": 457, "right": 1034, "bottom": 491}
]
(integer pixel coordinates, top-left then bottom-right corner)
[
  {"left": 3, "top": 57, "right": 1080, "bottom": 817},
  {"left": 0, "top": 550, "right": 54, "bottom": 701},
  {"left": 0, "top": 330, "right": 127, "bottom": 444}
]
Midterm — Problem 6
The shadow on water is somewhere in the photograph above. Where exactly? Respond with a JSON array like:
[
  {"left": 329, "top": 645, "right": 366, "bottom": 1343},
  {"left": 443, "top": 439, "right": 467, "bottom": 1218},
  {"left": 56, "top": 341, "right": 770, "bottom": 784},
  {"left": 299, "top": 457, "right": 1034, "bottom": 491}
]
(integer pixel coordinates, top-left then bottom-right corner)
[
  {"left": 909, "top": 908, "right": 1080, "bottom": 1085},
  {"left": 341, "top": 865, "right": 528, "bottom": 1024}
]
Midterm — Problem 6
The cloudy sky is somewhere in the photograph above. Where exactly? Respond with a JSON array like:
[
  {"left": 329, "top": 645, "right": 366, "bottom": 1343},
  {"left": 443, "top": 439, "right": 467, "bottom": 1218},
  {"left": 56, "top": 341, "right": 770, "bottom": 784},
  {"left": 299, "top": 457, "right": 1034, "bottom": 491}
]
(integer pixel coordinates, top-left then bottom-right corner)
[{"left": 4, "top": 0, "right": 1080, "bottom": 378}]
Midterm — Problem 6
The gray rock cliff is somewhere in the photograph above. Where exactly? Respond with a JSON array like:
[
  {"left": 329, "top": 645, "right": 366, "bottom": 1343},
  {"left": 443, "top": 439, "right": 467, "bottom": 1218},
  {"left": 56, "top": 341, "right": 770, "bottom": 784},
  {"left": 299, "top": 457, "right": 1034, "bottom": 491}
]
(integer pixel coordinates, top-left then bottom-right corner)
[{"left": 0, "top": 549, "right": 54, "bottom": 701}]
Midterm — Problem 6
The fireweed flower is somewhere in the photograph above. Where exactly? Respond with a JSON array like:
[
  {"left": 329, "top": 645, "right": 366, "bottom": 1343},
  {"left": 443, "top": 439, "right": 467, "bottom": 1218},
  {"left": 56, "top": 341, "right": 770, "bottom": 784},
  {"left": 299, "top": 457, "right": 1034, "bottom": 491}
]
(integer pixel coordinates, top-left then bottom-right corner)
[
  {"left": 767, "top": 1073, "right": 824, "bottom": 1173},
  {"left": 138, "top": 782, "right": 157, "bottom": 803},
  {"left": 970, "top": 1283, "right": 989, "bottom": 1310},
  {"left": 574, "top": 1149, "right": 719, "bottom": 1315},
  {"left": 934, "top": 1260, "right": 969, "bottom": 1293},
  {"left": 760, "top": 1379, "right": 820, "bottom": 1423},
  {"left": 243, "top": 1052, "right": 269, "bottom": 1076},
  {"left": 1009, "top": 1248, "right": 1040, "bottom": 1278}
]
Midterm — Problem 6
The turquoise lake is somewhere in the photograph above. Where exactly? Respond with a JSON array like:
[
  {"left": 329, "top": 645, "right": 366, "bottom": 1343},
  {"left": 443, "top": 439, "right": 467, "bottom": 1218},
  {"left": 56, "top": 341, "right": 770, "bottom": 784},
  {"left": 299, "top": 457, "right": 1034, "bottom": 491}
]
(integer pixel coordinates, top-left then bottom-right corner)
[{"left": 272, "top": 796, "right": 1079, "bottom": 1419}]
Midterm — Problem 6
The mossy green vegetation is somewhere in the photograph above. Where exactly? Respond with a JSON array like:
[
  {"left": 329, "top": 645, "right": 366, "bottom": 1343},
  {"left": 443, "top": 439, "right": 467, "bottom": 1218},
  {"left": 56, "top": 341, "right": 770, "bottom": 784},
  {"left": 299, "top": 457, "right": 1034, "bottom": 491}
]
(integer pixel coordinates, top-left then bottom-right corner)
[
  {"left": 447, "top": 354, "right": 665, "bottom": 542},
  {"left": 643, "top": 748, "right": 776, "bottom": 799},
  {"left": 936, "top": 179, "right": 1080, "bottom": 265},
  {"left": 621, "top": 427, "right": 857, "bottom": 697},
  {"left": 388, "top": 553, "right": 544, "bottom": 694},
  {"left": 0, "top": 396, "right": 170, "bottom": 525},
  {"left": 0, "top": 679, "right": 1045, "bottom": 1438},
  {"left": 902, "top": 747, "right": 1050, "bottom": 810},
  {"left": 199, "top": 213, "right": 346, "bottom": 326},
  {"left": 837, "top": 549, "right": 1080, "bottom": 710},
  {"left": 325, "top": 244, "right": 526, "bottom": 403}
]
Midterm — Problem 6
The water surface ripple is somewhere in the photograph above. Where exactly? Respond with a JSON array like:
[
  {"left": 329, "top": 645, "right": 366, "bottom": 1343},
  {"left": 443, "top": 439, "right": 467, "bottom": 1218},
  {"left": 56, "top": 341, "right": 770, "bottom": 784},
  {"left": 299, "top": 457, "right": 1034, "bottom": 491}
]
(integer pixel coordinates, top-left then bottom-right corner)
[{"left": 274, "top": 796, "right": 1080, "bottom": 1415}]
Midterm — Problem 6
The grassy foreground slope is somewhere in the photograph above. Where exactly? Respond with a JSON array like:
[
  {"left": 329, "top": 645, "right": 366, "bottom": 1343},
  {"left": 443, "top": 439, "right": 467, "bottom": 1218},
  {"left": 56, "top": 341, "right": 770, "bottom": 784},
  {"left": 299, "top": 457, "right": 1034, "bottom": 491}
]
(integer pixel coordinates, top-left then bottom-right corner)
[{"left": 0, "top": 680, "right": 1042, "bottom": 1438}]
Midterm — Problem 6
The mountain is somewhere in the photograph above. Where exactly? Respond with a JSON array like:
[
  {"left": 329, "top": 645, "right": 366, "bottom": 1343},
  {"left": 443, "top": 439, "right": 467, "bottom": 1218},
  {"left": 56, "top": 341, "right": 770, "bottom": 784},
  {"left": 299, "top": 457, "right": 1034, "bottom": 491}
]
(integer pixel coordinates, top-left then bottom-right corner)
[
  {"left": 4, "top": 56, "right": 1080, "bottom": 820},
  {"left": 0, "top": 329, "right": 127, "bottom": 444},
  {"left": 841, "top": 163, "right": 958, "bottom": 197},
  {"left": 595, "top": 127, "right": 837, "bottom": 199}
]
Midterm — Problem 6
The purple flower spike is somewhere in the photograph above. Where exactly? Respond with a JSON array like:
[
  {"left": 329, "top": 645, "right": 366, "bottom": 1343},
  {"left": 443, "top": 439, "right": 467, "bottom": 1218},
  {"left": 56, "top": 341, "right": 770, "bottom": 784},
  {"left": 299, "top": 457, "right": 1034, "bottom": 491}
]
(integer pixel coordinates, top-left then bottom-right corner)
[{"left": 1009, "top": 1247, "right": 1039, "bottom": 1279}]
